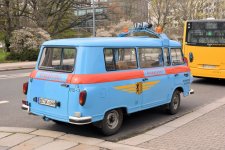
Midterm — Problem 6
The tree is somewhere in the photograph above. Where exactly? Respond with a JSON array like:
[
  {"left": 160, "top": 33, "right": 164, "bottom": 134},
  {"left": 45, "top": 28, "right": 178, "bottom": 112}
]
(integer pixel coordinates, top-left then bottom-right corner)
[
  {"left": 26, "top": 0, "right": 93, "bottom": 36},
  {"left": 96, "top": 19, "right": 133, "bottom": 37},
  {"left": 0, "top": 0, "right": 28, "bottom": 52},
  {"left": 0, "top": 0, "right": 95, "bottom": 52},
  {"left": 149, "top": 0, "right": 172, "bottom": 29},
  {"left": 9, "top": 27, "right": 51, "bottom": 61}
]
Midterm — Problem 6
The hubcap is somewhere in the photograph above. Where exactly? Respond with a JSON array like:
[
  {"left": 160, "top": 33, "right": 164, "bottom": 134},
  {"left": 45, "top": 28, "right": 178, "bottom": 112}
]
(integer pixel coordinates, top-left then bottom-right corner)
[
  {"left": 173, "top": 94, "right": 179, "bottom": 110},
  {"left": 106, "top": 110, "right": 119, "bottom": 129}
]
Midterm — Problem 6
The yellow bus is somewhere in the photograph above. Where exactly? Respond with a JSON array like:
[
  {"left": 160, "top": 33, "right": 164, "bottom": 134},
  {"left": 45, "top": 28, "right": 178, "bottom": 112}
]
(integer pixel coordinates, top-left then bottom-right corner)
[{"left": 183, "top": 19, "right": 225, "bottom": 79}]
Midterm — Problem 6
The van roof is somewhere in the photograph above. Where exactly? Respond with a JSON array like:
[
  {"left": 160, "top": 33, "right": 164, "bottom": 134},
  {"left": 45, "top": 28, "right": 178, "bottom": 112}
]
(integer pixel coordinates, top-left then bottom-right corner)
[{"left": 42, "top": 37, "right": 181, "bottom": 47}]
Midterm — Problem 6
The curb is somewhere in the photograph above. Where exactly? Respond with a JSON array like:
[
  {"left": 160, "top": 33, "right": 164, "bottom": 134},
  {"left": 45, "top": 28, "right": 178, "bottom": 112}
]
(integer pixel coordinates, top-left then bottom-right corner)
[
  {"left": 0, "top": 66, "right": 35, "bottom": 72},
  {"left": 0, "top": 62, "right": 36, "bottom": 72},
  {"left": 0, "top": 128, "right": 147, "bottom": 150}
]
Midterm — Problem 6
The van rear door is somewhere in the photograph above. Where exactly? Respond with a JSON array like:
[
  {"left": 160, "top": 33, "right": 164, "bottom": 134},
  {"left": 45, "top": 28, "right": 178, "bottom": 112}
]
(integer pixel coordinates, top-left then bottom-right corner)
[{"left": 28, "top": 47, "right": 77, "bottom": 121}]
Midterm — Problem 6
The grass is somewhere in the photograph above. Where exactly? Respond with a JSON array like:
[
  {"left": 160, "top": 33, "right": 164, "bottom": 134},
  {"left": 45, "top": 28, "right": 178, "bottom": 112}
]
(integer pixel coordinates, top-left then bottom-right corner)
[{"left": 0, "top": 48, "right": 10, "bottom": 63}]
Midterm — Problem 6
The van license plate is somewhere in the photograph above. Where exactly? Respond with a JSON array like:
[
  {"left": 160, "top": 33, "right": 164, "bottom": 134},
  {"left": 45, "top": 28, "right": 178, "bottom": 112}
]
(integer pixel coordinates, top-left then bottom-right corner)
[{"left": 38, "top": 98, "right": 57, "bottom": 107}]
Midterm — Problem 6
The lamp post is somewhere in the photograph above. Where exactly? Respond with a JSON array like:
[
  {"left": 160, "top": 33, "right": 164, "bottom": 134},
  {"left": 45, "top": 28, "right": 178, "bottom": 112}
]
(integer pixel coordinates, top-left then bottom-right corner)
[{"left": 92, "top": 0, "right": 96, "bottom": 37}]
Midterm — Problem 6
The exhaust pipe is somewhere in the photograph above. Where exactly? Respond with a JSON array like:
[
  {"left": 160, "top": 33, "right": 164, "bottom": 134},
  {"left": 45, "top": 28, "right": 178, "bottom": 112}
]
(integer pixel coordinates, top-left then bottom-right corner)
[{"left": 43, "top": 116, "right": 51, "bottom": 122}]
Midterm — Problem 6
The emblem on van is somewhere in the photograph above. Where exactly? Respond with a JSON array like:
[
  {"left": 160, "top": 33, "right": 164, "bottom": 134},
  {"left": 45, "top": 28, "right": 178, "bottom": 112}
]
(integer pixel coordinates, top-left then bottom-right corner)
[{"left": 114, "top": 81, "right": 159, "bottom": 94}]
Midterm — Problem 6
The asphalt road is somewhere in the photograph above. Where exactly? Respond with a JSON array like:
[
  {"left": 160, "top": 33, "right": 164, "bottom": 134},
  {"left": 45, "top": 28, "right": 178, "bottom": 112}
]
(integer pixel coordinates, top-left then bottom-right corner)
[{"left": 0, "top": 69, "right": 225, "bottom": 141}]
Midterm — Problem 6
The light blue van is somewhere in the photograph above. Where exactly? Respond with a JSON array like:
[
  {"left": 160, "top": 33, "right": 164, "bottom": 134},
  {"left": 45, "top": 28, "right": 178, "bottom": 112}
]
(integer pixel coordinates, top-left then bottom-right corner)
[{"left": 22, "top": 26, "right": 194, "bottom": 135}]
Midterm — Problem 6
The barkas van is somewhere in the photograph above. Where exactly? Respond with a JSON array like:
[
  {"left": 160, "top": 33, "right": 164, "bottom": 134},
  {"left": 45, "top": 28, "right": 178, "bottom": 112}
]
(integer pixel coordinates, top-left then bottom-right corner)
[{"left": 22, "top": 25, "right": 194, "bottom": 135}]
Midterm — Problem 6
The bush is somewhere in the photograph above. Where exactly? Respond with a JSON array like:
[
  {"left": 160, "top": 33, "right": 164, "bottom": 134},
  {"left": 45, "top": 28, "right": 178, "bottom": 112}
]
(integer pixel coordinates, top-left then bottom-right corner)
[{"left": 8, "top": 27, "right": 51, "bottom": 61}]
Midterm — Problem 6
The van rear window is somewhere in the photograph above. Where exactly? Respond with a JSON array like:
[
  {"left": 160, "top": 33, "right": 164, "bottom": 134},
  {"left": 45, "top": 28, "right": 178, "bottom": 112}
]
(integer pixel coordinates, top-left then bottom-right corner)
[{"left": 39, "top": 47, "right": 76, "bottom": 72}]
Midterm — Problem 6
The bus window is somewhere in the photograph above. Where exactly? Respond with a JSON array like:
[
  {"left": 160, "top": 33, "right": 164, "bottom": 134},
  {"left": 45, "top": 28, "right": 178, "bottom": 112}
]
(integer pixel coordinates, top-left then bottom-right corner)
[
  {"left": 163, "top": 48, "right": 170, "bottom": 66},
  {"left": 186, "top": 21, "right": 225, "bottom": 46},
  {"left": 139, "top": 48, "right": 163, "bottom": 68},
  {"left": 104, "top": 48, "right": 137, "bottom": 71},
  {"left": 171, "top": 48, "right": 184, "bottom": 66}
]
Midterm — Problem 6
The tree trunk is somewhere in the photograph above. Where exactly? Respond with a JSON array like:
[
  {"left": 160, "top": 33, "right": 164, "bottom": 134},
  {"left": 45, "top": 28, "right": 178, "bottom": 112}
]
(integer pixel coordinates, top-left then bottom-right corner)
[{"left": 4, "top": 0, "right": 12, "bottom": 52}]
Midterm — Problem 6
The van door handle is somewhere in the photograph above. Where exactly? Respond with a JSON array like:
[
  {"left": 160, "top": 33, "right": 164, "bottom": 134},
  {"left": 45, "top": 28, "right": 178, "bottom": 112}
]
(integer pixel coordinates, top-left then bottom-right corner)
[
  {"left": 142, "top": 78, "right": 148, "bottom": 82},
  {"left": 174, "top": 74, "right": 179, "bottom": 77},
  {"left": 184, "top": 73, "right": 189, "bottom": 77},
  {"left": 61, "top": 83, "right": 69, "bottom": 88}
]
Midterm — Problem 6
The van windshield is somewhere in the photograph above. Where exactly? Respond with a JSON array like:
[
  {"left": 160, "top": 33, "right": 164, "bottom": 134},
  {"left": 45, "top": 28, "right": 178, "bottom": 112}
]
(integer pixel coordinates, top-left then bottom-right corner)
[{"left": 39, "top": 47, "right": 77, "bottom": 73}]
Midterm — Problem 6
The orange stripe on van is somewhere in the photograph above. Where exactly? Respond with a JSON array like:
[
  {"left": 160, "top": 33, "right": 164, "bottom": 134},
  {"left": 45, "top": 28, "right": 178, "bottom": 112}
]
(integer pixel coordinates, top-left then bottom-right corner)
[
  {"left": 66, "top": 74, "right": 74, "bottom": 83},
  {"left": 165, "top": 66, "right": 190, "bottom": 74},
  {"left": 29, "top": 66, "right": 190, "bottom": 84},
  {"left": 69, "top": 70, "right": 145, "bottom": 84},
  {"left": 29, "top": 70, "right": 38, "bottom": 78}
]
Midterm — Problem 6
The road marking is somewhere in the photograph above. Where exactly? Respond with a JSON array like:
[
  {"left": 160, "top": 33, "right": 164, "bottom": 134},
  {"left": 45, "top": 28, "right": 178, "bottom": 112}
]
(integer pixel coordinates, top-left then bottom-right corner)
[
  {"left": 0, "top": 73, "right": 30, "bottom": 80},
  {"left": 0, "top": 101, "right": 9, "bottom": 104}
]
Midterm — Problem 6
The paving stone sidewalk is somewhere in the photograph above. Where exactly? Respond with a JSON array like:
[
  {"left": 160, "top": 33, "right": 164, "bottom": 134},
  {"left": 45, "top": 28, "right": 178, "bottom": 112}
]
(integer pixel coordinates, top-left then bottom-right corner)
[
  {"left": 0, "top": 62, "right": 36, "bottom": 71},
  {"left": 119, "top": 97, "right": 225, "bottom": 150},
  {"left": 138, "top": 104, "right": 225, "bottom": 150},
  {"left": 0, "top": 98, "right": 225, "bottom": 150}
]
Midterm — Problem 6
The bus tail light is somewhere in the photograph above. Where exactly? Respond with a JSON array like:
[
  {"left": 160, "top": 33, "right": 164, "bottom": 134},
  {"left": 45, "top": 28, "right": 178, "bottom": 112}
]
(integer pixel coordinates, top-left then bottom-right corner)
[
  {"left": 23, "top": 82, "right": 28, "bottom": 95},
  {"left": 79, "top": 90, "right": 87, "bottom": 106}
]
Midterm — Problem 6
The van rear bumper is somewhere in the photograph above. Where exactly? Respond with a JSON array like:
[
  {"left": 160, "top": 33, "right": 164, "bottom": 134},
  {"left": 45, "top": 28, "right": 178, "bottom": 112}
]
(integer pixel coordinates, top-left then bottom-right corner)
[
  {"left": 22, "top": 104, "right": 30, "bottom": 112},
  {"left": 22, "top": 104, "right": 92, "bottom": 125},
  {"left": 189, "top": 89, "right": 194, "bottom": 95},
  {"left": 69, "top": 116, "right": 92, "bottom": 125}
]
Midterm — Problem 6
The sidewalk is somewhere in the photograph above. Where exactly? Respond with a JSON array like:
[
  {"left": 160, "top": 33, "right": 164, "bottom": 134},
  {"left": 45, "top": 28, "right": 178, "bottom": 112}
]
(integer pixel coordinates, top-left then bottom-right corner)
[
  {"left": 0, "top": 97, "right": 225, "bottom": 150},
  {"left": 0, "top": 62, "right": 36, "bottom": 71}
]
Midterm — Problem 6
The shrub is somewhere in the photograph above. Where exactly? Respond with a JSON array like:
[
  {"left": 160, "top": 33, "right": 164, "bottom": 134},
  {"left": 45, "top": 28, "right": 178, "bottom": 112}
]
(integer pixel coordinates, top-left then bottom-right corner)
[{"left": 8, "top": 27, "right": 51, "bottom": 61}]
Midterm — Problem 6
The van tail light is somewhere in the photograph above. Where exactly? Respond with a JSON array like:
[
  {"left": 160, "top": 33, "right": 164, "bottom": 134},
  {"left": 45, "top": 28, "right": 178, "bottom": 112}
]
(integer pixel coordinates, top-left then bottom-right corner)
[
  {"left": 184, "top": 57, "right": 188, "bottom": 66},
  {"left": 22, "top": 99, "right": 28, "bottom": 105},
  {"left": 79, "top": 90, "right": 87, "bottom": 106},
  {"left": 23, "top": 82, "right": 28, "bottom": 95}
]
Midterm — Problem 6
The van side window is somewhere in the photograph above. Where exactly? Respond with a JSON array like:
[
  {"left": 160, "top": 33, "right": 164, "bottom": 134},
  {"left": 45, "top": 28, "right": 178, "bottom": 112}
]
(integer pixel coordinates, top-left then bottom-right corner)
[
  {"left": 139, "top": 48, "right": 163, "bottom": 68},
  {"left": 104, "top": 48, "right": 137, "bottom": 71},
  {"left": 163, "top": 48, "right": 170, "bottom": 66},
  {"left": 39, "top": 47, "right": 76, "bottom": 72},
  {"left": 170, "top": 48, "right": 184, "bottom": 65}
]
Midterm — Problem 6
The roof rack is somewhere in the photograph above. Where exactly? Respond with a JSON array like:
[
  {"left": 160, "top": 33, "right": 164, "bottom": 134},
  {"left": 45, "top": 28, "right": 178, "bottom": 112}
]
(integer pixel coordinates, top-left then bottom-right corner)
[{"left": 117, "top": 22, "right": 167, "bottom": 39}]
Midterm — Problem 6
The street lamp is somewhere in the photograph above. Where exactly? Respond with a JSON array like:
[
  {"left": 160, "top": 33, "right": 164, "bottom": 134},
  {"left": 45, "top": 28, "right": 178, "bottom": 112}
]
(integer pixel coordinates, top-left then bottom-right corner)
[{"left": 92, "top": 0, "right": 96, "bottom": 37}]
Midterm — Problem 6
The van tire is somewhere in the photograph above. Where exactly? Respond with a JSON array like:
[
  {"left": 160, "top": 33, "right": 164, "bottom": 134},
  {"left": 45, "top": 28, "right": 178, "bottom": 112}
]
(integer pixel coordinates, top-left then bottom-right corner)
[
  {"left": 101, "top": 109, "right": 123, "bottom": 136},
  {"left": 167, "top": 90, "right": 181, "bottom": 115}
]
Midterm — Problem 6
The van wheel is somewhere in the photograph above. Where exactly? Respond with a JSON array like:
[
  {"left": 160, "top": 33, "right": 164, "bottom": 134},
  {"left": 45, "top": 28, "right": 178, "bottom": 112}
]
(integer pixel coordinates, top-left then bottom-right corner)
[
  {"left": 101, "top": 109, "right": 123, "bottom": 136},
  {"left": 167, "top": 90, "right": 181, "bottom": 115}
]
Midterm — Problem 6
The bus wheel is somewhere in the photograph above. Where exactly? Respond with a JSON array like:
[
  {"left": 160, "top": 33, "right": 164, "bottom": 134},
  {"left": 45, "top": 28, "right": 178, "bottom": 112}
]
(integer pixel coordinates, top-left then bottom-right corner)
[
  {"left": 101, "top": 109, "right": 123, "bottom": 135},
  {"left": 167, "top": 90, "right": 181, "bottom": 115}
]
